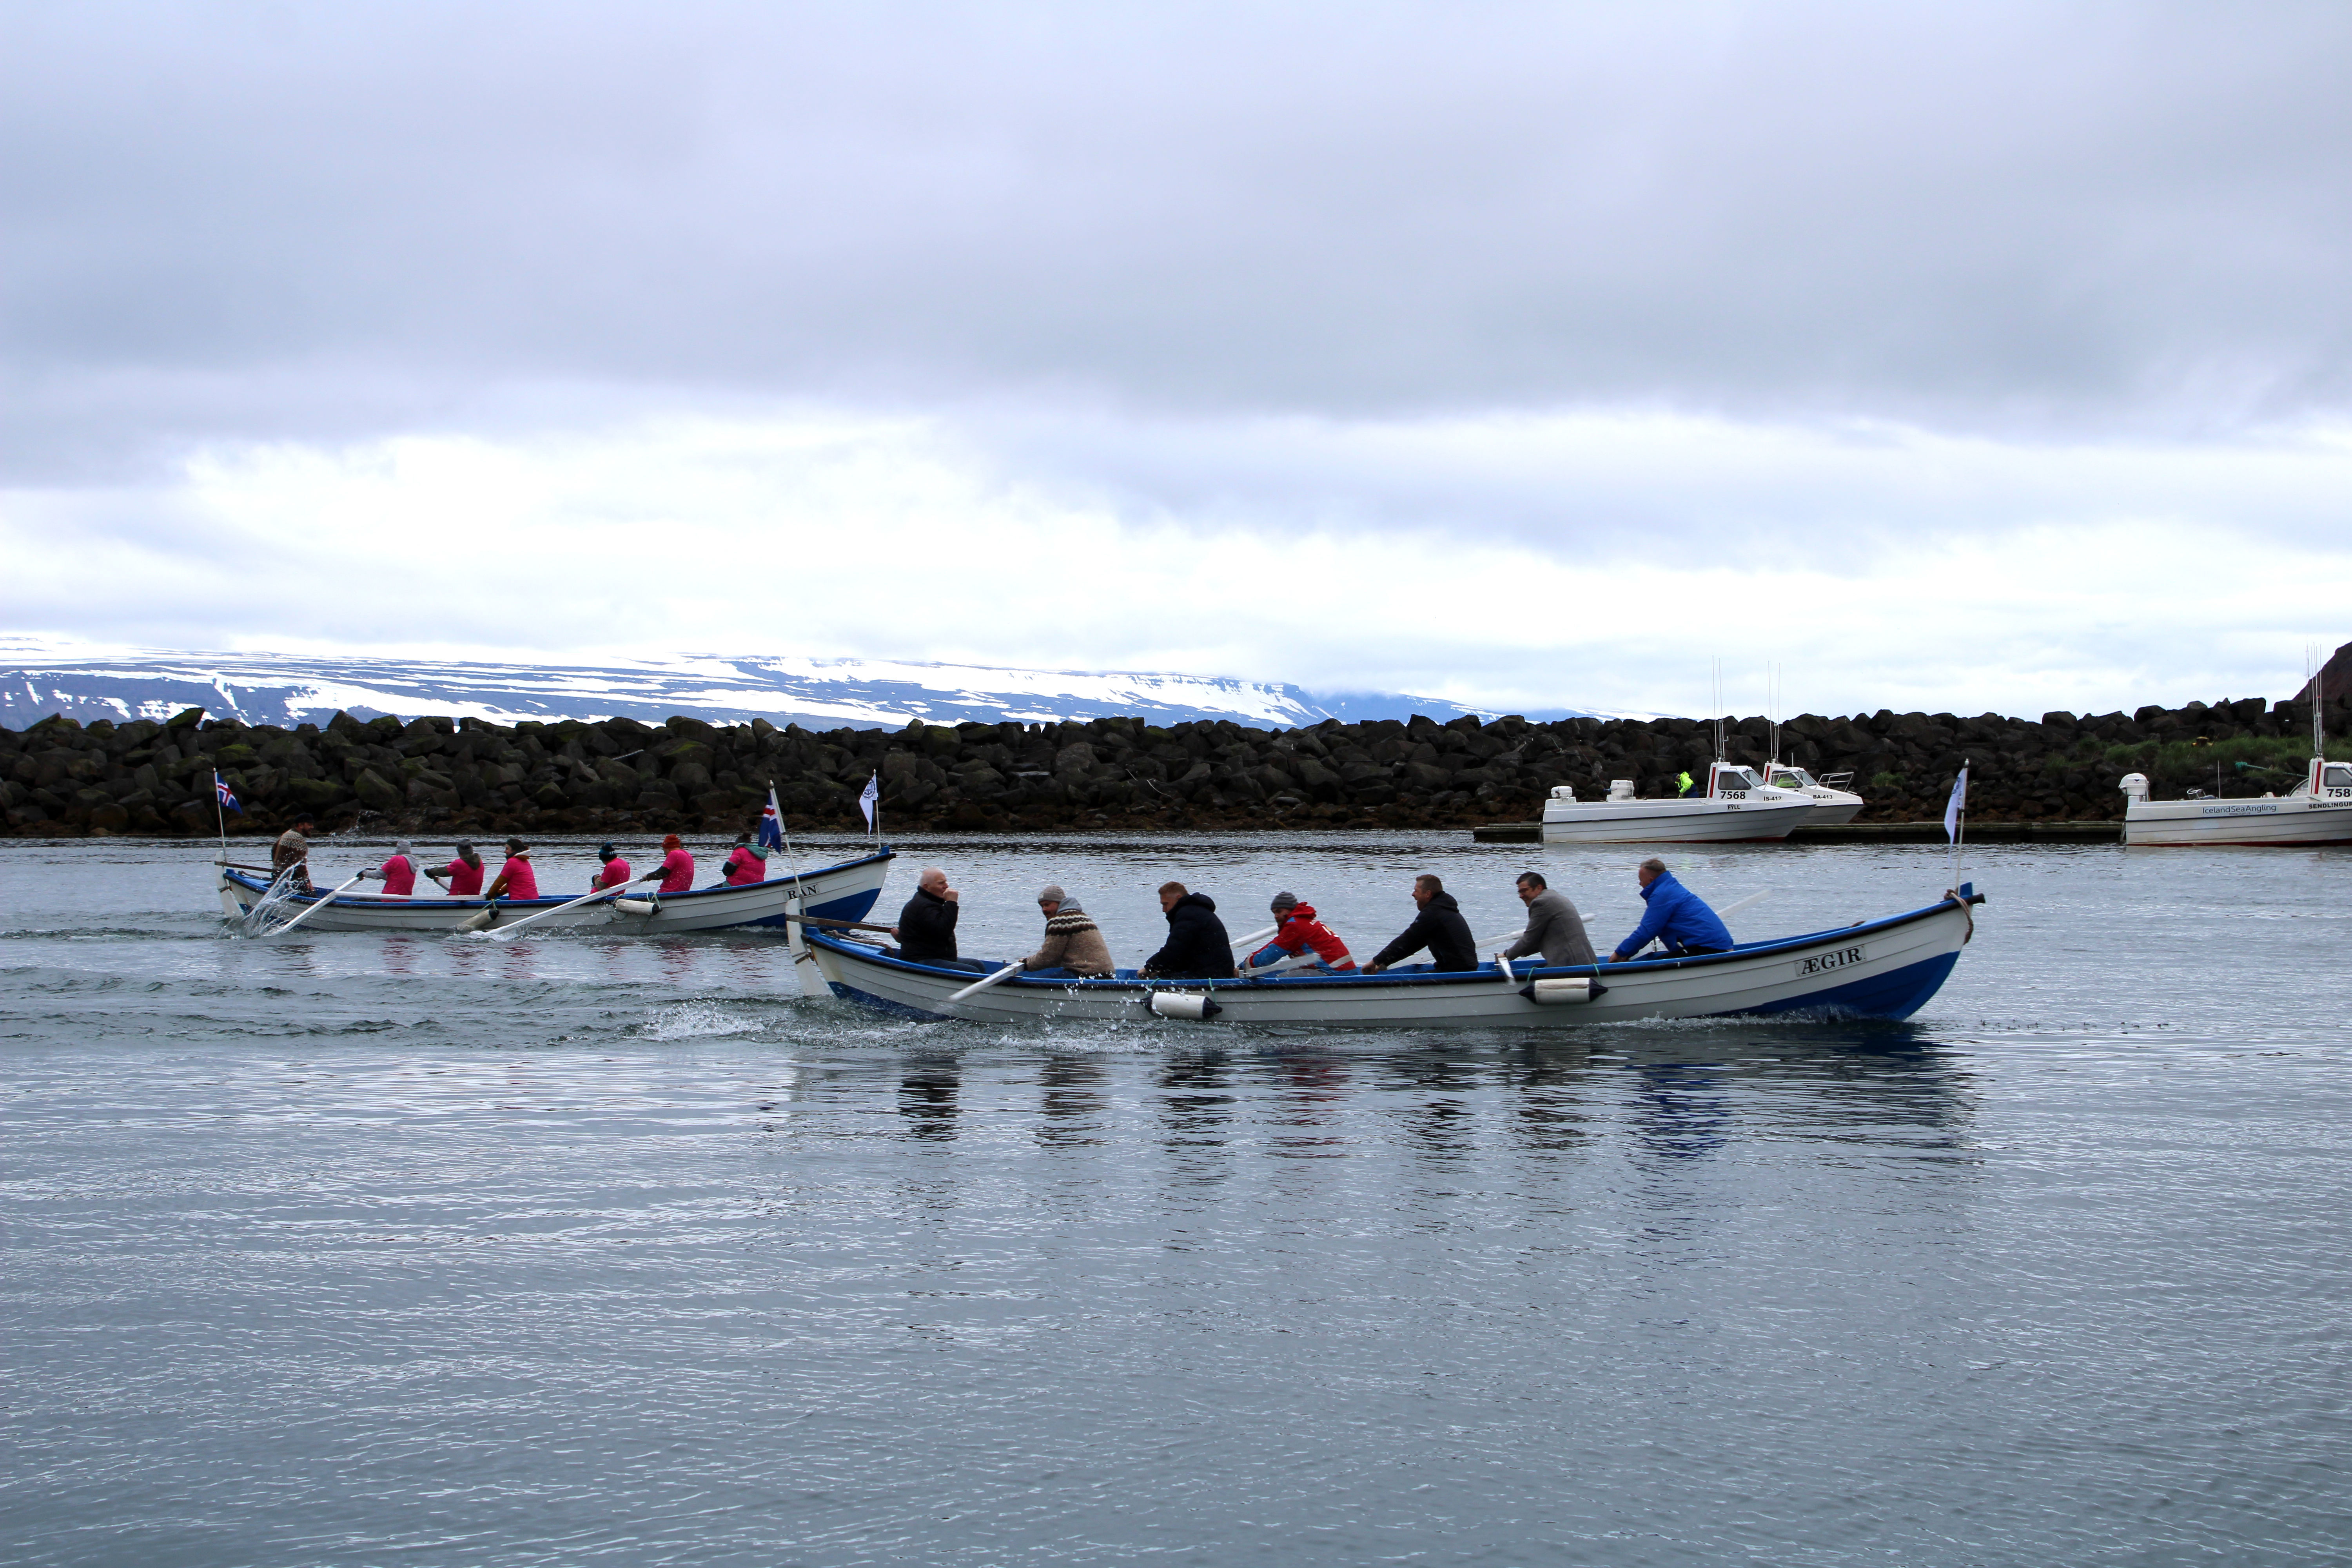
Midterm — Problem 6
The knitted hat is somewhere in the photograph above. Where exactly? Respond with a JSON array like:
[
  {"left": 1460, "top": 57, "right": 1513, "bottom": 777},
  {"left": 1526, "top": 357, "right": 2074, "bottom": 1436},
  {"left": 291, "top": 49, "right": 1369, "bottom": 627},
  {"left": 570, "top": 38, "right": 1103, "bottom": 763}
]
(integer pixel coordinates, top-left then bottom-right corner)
[
  {"left": 662, "top": 833, "right": 683, "bottom": 849},
  {"left": 1038, "top": 884, "right": 1066, "bottom": 904},
  {"left": 394, "top": 840, "right": 413, "bottom": 858},
  {"left": 1269, "top": 891, "right": 1298, "bottom": 911},
  {"left": 596, "top": 843, "right": 617, "bottom": 859}
]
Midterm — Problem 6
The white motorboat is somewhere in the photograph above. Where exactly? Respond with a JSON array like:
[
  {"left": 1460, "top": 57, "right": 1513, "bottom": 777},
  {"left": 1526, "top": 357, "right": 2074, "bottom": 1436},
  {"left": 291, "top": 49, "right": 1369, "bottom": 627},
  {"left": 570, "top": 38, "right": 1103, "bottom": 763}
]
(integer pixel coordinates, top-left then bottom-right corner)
[
  {"left": 1541, "top": 760, "right": 1816, "bottom": 844},
  {"left": 788, "top": 885, "right": 1984, "bottom": 1028},
  {"left": 218, "top": 849, "right": 896, "bottom": 933},
  {"left": 1760, "top": 763, "right": 1866, "bottom": 826},
  {"left": 2121, "top": 755, "right": 2352, "bottom": 847}
]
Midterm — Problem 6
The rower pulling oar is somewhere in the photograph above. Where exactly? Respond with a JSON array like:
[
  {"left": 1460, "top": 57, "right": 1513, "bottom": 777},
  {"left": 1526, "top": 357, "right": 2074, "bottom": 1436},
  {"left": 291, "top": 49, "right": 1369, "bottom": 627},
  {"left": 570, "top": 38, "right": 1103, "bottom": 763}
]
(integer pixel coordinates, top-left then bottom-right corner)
[
  {"left": 482, "top": 872, "right": 661, "bottom": 941},
  {"left": 261, "top": 871, "right": 368, "bottom": 937}
]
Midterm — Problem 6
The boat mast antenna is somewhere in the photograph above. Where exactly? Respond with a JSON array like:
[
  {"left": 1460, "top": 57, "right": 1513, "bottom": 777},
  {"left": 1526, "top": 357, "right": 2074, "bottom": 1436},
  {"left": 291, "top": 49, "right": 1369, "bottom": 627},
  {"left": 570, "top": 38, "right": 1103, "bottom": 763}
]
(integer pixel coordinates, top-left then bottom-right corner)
[{"left": 1712, "top": 657, "right": 1725, "bottom": 764}]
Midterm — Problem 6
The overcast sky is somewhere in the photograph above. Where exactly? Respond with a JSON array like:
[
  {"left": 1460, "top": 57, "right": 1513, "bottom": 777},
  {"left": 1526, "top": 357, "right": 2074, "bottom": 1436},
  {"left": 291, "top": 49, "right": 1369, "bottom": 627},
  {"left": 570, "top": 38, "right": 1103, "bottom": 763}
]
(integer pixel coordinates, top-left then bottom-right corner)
[{"left": 4, "top": 1, "right": 2349, "bottom": 717}]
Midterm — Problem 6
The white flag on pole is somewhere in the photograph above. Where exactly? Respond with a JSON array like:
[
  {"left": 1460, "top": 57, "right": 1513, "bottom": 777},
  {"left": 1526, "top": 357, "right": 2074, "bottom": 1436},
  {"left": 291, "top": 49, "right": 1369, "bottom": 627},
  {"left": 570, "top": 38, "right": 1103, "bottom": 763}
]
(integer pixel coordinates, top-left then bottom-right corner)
[
  {"left": 1943, "top": 765, "right": 1969, "bottom": 843},
  {"left": 858, "top": 771, "right": 880, "bottom": 830}
]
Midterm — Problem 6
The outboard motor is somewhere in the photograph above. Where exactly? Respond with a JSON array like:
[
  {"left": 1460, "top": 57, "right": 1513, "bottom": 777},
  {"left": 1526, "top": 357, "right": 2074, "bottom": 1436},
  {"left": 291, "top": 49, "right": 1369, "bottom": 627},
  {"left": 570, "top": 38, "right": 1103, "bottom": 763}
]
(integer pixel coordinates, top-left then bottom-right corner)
[
  {"left": 2120, "top": 772, "right": 2150, "bottom": 802},
  {"left": 1607, "top": 779, "right": 1637, "bottom": 802},
  {"left": 1550, "top": 784, "right": 1578, "bottom": 802}
]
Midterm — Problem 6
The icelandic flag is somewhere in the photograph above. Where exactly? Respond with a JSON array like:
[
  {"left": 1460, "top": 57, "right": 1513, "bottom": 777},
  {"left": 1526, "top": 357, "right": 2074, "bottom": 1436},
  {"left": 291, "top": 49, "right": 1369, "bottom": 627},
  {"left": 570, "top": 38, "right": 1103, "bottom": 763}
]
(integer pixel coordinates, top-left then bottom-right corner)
[
  {"left": 858, "top": 771, "right": 880, "bottom": 829},
  {"left": 1943, "top": 764, "right": 1968, "bottom": 843},
  {"left": 214, "top": 772, "right": 241, "bottom": 815},
  {"left": 759, "top": 786, "right": 785, "bottom": 851}
]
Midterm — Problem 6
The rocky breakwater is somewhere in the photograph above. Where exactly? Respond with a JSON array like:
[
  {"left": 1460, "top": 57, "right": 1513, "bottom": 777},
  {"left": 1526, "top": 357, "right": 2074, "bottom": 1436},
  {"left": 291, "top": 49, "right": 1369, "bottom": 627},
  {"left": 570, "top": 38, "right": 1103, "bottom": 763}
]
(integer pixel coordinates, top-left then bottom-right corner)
[{"left": 5, "top": 686, "right": 2349, "bottom": 840}]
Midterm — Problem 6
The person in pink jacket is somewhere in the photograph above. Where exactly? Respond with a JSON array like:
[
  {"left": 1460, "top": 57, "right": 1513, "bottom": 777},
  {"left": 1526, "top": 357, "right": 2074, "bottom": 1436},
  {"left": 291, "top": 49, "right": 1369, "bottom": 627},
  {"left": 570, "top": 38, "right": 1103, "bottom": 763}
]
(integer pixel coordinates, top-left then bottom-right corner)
[
  {"left": 361, "top": 840, "right": 419, "bottom": 897},
  {"left": 483, "top": 838, "right": 539, "bottom": 902},
  {"left": 654, "top": 834, "right": 694, "bottom": 893},
  {"left": 426, "top": 841, "right": 486, "bottom": 897},
  {"left": 721, "top": 832, "right": 769, "bottom": 886},
  {"left": 590, "top": 844, "right": 632, "bottom": 891}
]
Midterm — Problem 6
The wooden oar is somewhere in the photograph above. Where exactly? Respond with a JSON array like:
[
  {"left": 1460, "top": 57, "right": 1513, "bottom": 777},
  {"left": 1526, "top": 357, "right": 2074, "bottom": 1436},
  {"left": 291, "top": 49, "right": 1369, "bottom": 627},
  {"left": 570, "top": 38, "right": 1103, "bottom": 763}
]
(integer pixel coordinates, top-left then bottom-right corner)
[
  {"left": 263, "top": 873, "right": 367, "bottom": 937},
  {"left": 1229, "top": 924, "right": 1278, "bottom": 952},
  {"left": 946, "top": 960, "right": 1025, "bottom": 1003},
  {"left": 482, "top": 873, "right": 658, "bottom": 941},
  {"left": 1717, "top": 887, "right": 1772, "bottom": 920},
  {"left": 774, "top": 911, "right": 899, "bottom": 936}
]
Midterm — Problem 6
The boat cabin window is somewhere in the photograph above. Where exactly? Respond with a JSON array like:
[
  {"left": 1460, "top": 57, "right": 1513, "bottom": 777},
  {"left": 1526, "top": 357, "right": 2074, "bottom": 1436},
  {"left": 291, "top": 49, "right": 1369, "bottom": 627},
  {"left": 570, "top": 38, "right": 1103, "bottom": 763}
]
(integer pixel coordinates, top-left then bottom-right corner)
[
  {"left": 2325, "top": 765, "right": 2352, "bottom": 791},
  {"left": 1717, "top": 766, "right": 1764, "bottom": 790},
  {"left": 1770, "top": 768, "right": 1817, "bottom": 789}
]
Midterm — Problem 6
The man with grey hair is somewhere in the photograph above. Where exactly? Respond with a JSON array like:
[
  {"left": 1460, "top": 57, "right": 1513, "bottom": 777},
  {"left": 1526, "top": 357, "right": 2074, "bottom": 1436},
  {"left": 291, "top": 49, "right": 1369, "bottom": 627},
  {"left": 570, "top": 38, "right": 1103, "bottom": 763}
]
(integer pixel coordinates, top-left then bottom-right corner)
[
  {"left": 1504, "top": 871, "right": 1597, "bottom": 969},
  {"left": 891, "top": 865, "right": 962, "bottom": 964},
  {"left": 1609, "top": 858, "right": 1733, "bottom": 964}
]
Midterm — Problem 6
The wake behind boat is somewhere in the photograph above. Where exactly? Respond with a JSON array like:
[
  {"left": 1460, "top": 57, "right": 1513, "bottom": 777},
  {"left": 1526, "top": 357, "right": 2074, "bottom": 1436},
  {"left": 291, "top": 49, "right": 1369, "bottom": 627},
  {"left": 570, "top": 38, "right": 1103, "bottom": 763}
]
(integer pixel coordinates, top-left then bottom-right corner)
[
  {"left": 790, "top": 884, "right": 1984, "bottom": 1029},
  {"left": 220, "top": 848, "right": 895, "bottom": 934}
]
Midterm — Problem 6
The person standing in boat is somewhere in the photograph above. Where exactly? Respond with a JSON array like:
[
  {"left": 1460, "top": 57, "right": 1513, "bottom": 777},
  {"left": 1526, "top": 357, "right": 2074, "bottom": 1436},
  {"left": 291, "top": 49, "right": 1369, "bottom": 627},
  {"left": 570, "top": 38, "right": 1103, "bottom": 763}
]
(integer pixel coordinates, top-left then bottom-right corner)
[
  {"left": 1020, "top": 884, "right": 1115, "bottom": 977},
  {"left": 590, "top": 843, "right": 632, "bottom": 891},
  {"left": 1238, "top": 891, "right": 1356, "bottom": 976},
  {"left": 271, "top": 811, "right": 316, "bottom": 892},
  {"left": 1140, "top": 882, "right": 1236, "bottom": 979},
  {"left": 892, "top": 866, "right": 962, "bottom": 963},
  {"left": 1504, "top": 872, "right": 1598, "bottom": 969},
  {"left": 425, "top": 840, "right": 487, "bottom": 897},
  {"left": 653, "top": 834, "right": 694, "bottom": 892},
  {"left": 720, "top": 832, "right": 769, "bottom": 887},
  {"left": 358, "top": 840, "right": 419, "bottom": 896},
  {"left": 483, "top": 838, "right": 539, "bottom": 902},
  {"left": 1608, "top": 858, "right": 1733, "bottom": 963},
  {"left": 1363, "top": 874, "right": 1477, "bottom": 974}
]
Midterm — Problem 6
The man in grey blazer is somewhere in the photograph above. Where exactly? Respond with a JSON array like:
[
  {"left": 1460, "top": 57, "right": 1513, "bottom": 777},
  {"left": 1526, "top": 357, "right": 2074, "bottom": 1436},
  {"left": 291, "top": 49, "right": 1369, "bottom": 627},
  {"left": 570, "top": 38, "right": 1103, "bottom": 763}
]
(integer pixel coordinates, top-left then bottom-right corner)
[{"left": 1503, "top": 871, "right": 1599, "bottom": 969}]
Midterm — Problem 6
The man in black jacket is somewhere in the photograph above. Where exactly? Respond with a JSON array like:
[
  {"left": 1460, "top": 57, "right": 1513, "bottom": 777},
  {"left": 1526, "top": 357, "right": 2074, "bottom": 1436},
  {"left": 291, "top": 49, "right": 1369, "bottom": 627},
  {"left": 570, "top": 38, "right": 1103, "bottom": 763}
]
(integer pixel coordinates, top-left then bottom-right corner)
[
  {"left": 892, "top": 866, "right": 962, "bottom": 964},
  {"left": 1363, "top": 874, "right": 1477, "bottom": 973},
  {"left": 1140, "top": 882, "right": 1237, "bottom": 979}
]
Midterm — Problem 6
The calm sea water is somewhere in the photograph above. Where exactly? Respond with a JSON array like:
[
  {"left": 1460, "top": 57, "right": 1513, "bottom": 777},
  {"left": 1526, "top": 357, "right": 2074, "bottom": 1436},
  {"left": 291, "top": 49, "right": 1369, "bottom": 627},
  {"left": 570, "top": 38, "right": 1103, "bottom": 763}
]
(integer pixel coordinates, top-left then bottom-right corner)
[{"left": 3, "top": 832, "right": 2348, "bottom": 1566}]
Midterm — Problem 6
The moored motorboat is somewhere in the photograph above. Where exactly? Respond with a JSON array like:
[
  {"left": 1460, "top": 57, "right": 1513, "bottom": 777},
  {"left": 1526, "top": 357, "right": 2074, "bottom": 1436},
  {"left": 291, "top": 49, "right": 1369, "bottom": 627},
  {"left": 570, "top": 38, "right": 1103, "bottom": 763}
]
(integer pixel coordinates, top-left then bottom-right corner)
[
  {"left": 1541, "top": 760, "right": 1815, "bottom": 843},
  {"left": 790, "top": 885, "right": 1983, "bottom": 1028},
  {"left": 218, "top": 848, "right": 895, "bottom": 933},
  {"left": 1760, "top": 763, "right": 1866, "bottom": 826},
  {"left": 2121, "top": 756, "right": 2352, "bottom": 847}
]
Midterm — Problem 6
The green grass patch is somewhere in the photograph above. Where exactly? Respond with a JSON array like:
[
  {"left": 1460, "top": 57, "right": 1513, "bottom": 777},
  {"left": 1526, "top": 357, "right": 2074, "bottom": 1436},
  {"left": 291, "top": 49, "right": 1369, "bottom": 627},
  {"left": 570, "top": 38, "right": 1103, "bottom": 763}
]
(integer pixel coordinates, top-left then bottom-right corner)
[{"left": 2103, "top": 730, "right": 2349, "bottom": 787}]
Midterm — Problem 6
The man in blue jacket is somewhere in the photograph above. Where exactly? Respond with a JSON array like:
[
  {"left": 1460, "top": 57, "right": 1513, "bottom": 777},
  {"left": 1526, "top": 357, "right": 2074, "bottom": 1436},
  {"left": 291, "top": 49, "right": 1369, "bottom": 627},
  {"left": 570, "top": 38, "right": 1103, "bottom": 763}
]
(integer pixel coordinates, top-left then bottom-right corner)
[{"left": 1609, "top": 858, "right": 1733, "bottom": 963}]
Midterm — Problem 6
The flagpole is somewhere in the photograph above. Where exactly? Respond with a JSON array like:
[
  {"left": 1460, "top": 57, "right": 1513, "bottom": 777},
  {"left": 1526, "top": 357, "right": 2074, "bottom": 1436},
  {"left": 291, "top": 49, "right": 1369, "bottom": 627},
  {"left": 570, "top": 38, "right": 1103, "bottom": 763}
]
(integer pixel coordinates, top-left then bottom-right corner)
[
  {"left": 212, "top": 769, "right": 229, "bottom": 862},
  {"left": 1947, "top": 757, "right": 1969, "bottom": 891},
  {"left": 768, "top": 779, "right": 807, "bottom": 890}
]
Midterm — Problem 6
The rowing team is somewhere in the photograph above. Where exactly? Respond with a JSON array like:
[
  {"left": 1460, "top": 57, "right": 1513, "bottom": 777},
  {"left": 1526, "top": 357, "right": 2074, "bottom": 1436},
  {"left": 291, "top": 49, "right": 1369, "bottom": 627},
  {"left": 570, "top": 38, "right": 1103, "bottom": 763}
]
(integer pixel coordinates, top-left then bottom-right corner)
[
  {"left": 270, "top": 811, "right": 782, "bottom": 901},
  {"left": 885, "top": 858, "right": 1739, "bottom": 980}
]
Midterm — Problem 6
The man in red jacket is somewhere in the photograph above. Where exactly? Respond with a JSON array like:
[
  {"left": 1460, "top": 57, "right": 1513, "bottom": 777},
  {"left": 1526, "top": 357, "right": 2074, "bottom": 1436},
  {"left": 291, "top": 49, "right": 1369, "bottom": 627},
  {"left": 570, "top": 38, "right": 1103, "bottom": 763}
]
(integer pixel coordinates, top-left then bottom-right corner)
[{"left": 1238, "top": 891, "right": 1357, "bottom": 977}]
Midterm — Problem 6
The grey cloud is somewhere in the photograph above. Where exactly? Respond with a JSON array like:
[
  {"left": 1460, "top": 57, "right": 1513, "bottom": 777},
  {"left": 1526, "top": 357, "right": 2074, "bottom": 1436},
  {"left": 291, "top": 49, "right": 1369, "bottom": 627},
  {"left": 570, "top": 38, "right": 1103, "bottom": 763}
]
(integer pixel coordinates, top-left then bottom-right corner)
[{"left": 7, "top": 0, "right": 2352, "bottom": 481}]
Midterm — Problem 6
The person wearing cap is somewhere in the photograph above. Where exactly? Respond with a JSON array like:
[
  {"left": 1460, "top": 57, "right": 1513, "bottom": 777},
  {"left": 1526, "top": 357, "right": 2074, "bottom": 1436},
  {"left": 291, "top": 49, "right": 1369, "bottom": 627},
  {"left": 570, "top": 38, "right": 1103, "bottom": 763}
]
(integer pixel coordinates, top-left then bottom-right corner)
[
  {"left": 653, "top": 834, "right": 694, "bottom": 893},
  {"left": 359, "top": 840, "right": 419, "bottom": 897},
  {"left": 271, "top": 811, "right": 316, "bottom": 892},
  {"left": 1238, "top": 892, "right": 1356, "bottom": 977},
  {"left": 720, "top": 831, "right": 769, "bottom": 887},
  {"left": 483, "top": 838, "right": 540, "bottom": 902},
  {"left": 426, "top": 841, "right": 487, "bottom": 897},
  {"left": 1019, "top": 884, "right": 1114, "bottom": 978},
  {"left": 590, "top": 844, "right": 632, "bottom": 891}
]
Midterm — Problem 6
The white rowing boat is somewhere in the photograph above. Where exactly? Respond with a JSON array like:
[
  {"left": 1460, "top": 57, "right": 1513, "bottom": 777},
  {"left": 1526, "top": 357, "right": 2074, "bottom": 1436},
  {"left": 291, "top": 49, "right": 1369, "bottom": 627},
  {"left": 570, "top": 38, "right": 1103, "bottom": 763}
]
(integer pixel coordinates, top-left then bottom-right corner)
[
  {"left": 218, "top": 849, "right": 895, "bottom": 934},
  {"left": 1541, "top": 760, "right": 1816, "bottom": 844},
  {"left": 788, "top": 884, "right": 1984, "bottom": 1028}
]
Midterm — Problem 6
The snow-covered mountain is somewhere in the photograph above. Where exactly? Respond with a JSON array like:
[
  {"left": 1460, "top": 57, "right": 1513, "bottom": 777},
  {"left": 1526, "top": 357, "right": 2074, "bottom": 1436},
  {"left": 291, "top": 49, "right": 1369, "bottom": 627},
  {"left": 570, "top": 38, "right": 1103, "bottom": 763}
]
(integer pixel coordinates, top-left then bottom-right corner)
[{"left": 0, "top": 637, "right": 1617, "bottom": 731}]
